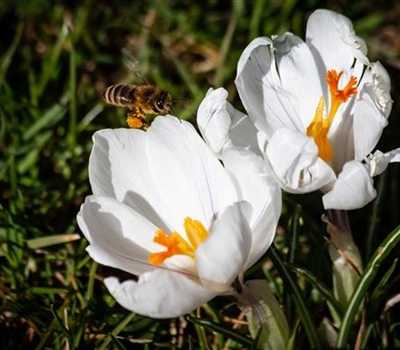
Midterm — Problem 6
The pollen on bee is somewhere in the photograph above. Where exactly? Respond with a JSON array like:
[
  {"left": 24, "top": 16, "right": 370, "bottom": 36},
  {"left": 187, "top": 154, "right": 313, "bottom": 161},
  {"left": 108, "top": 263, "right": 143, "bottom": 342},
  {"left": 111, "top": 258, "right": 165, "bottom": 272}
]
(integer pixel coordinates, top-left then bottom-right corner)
[{"left": 126, "top": 107, "right": 149, "bottom": 130}]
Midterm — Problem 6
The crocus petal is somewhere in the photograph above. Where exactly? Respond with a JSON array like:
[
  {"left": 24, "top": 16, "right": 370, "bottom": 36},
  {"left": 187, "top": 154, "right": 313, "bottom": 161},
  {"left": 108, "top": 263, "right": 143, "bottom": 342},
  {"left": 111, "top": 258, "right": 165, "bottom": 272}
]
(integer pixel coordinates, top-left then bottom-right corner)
[
  {"left": 228, "top": 112, "right": 261, "bottom": 157},
  {"left": 89, "top": 128, "right": 168, "bottom": 228},
  {"left": 77, "top": 195, "right": 160, "bottom": 275},
  {"left": 89, "top": 117, "right": 238, "bottom": 233},
  {"left": 266, "top": 128, "right": 336, "bottom": 193},
  {"left": 235, "top": 35, "right": 321, "bottom": 139},
  {"left": 368, "top": 148, "right": 400, "bottom": 177},
  {"left": 197, "top": 87, "right": 260, "bottom": 156},
  {"left": 221, "top": 148, "right": 281, "bottom": 270},
  {"left": 197, "top": 88, "right": 233, "bottom": 155},
  {"left": 353, "top": 62, "right": 392, "bottom": 160},
  {"left": 196, "top": 204, "right": 252, "bottom": 292},
  {"left": 270, "top": 33, "right": 323, "bottom": 128},
  {"left": 306, "top": 9, "right": 369, "bottom": 75},
  {"left": 104, "top": 270, "right": 216, "bottom": 318},
  {"left": 328, "top": 106, "right": 355, "bottom": 174},
  {"left": 322, "top": 161, "right": 376, "bottom": 210},
  {"left": 235, "top": 37, "right": 275, "bottom": 137},
  {"left": 89, "top": 128, "right": 146, "bottom": 200},
  {"left": 146, "top": 117, "right": 238, "bottom": 231}
]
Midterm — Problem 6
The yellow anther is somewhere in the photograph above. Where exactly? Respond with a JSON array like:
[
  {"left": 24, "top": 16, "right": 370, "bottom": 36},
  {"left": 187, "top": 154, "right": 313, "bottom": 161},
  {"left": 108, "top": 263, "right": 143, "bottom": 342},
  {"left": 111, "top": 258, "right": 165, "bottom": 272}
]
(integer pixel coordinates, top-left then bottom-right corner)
[{"left": 149, "top": 217, "right": 209, "bottom": 265}]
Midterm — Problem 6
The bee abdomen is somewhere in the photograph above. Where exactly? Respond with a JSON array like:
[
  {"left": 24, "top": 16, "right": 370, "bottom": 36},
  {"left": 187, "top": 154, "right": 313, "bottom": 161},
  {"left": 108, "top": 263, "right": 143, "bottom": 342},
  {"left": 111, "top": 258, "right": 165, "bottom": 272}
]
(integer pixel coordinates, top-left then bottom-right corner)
[{"left": 102, "top": 84, "right": 136, "bottom": 107}]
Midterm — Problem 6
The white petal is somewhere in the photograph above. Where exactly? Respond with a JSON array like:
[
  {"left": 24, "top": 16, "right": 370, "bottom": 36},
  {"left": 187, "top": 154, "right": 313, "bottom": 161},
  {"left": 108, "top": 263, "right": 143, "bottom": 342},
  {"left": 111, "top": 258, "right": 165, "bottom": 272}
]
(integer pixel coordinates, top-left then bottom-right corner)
[
  {"left": 104, "top": 270, "right": 216, "bottom": 318},
  {"left": 353, "top": 62, "right": 392, "bottom": 159},
  {"left": 146, "top": 117, "right": 238, "bottom": 231},
  {"left": 236, "top": 37, "right": 273, "bottom": 137},
  {"left": 89, "top": 128, "right": 168, "bottom": 228},
  {"left": 266, "top": 129, "right": 336, "bottom": 193},
  {"left": 198, "top": 88, "right": 262, "bottom": 158},
  {"left": 328, "top": 105, "right": 355, "bottom": 173},
  {"left": 89, "top": 128, "right": 146, "bottom": 199},
  {"left": 228, "top": 108, "right": 261, "bottom": 157},
  {"left": 90, "top": 118, "right": 238, "bottom": 233},
  {"left": 306, "top": 9, "right": 369, "bottom": 74},
  {"left": 221, "top": 148, "right": 281, "bottom": 269},
  {"left": 197, "top": 88, "right": 233, "bottom": 155},
  {"left": 196, "top": 204, "right": 252, "bottom": 292},
  {"left": 235, "top": 35, "right": 321, "bottom": 139},
  {"left": 322, "top": 161, "right": 376, "bottom": 210},
  {"left": 77, "top": 196, "right": 161, "bottom": 275},
  {"left": 271, "top": 33, "right": 323, "bottom": 128},
  {"left": 368, "top": 148, "right": 400, "bottom": 177}
]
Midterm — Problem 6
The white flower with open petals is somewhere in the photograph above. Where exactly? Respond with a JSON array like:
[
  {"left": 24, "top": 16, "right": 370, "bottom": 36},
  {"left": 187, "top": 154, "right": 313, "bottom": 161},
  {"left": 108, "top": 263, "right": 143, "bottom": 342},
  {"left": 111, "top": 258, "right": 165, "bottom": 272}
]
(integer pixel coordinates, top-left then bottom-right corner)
[
  {"left": 77, "top": 116, "right": 281, "bottom": 318},
  {"left": 234, "top": 9, "right": 398, "bottom": 210}
]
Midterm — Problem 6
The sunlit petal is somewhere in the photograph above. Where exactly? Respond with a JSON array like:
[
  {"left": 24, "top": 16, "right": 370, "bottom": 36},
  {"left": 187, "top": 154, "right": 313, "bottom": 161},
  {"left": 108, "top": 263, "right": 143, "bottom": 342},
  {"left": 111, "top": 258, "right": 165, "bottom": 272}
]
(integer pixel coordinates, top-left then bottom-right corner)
[
  {"left": 353, "top": 62, "right": 392, "bottom": 160},
  {"left": 104, "top": 270, "right": 216, "bottom": 318},
  {"left": 146, "top": 117, "right": 238, "bottom": 230},
  {"left": 197, "top": 87, "right": 261, "bottom": 157},
  {"left": 367, "top": 148, "right": 400, "bottom": 177},
  {"left": 306, "top": 9, "right": 368, "bottom": 74},
  {"left": 266, "top": 128, "right": 336, "bottom": 193},
  {"left": 78, "top": 195, "right": 160, "bottom": 275},
  {"left": 322, "top": 161, "right": 376, "bottom": 210},
  {"left": 236, "top": 37, "right": 295, "bottom": 138},
  {"left": 196, "top": 204, "right": 251, "bottom": 291},
  {"left": 197, "top": 87, "right": 233, "bottom": 155},
  {"left": 221, "top": 148, "right": 281, "bottom": 269}
]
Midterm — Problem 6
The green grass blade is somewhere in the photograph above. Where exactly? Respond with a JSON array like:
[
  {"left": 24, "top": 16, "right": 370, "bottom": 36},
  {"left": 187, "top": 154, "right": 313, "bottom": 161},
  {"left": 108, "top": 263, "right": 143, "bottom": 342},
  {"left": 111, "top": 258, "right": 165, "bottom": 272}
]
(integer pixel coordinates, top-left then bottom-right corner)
[
  {"left": 23, "top": 92, "right": 70, "bottom": 141},
  {"left": 26, "top": 233, "right": 80, "bottom": 249},
  {"left": 0, "top": 22, "right": 24, "bottom": 82},
  {"left": 268, "top": 245, "right": 322, "bottom": 349},
  {"left": 290, "top": 265, "right": 342, "bottom": 323},
  {"left": 365, "top": 171, "right": 387, "bottom": 260},
  {"left": 109, "top": 334, "right": 128, "bottom": 350},
  {"left": 188, "top": 315, "right": 253, "bottom": 347},
  {"left": 37, "top": 22, "right": 69, "bottom": 96},
  {"left": 98, "top": 312, "right": 136, "bottom": 350},
  {"left": 50, "top": 304, "right": 72, "bottom": 345},
  {"left": 336, "top": 224, "right": 400, "bottom": 347}
]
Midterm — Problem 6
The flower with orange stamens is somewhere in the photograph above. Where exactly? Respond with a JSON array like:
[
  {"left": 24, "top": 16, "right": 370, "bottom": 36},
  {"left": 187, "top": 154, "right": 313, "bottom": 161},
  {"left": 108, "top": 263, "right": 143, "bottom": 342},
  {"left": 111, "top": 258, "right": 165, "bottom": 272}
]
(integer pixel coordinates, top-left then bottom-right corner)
[
  {"left": 200, "top": 9, "right": 396, "bottom": 210},
  {"left": 77, "top": 116, "right": 281, "bottom": 318}
]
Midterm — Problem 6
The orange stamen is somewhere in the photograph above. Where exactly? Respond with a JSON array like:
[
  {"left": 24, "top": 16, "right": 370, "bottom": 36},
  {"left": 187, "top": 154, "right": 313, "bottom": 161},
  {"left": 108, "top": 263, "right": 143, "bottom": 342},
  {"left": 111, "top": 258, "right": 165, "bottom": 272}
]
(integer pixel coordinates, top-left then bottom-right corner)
[
  {"left": 149, "top": 217, "right": 209, "bottom": 265},
  {"left": 306, "top": 70, "right": 357, "bottom": 163}
]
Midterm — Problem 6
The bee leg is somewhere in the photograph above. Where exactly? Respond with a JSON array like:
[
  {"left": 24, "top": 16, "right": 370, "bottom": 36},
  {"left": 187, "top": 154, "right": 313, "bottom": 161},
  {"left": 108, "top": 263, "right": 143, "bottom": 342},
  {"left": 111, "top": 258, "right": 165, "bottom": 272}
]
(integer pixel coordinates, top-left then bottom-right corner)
[{"left": 126, "top": 109, "right": 149, "bottom": 130}]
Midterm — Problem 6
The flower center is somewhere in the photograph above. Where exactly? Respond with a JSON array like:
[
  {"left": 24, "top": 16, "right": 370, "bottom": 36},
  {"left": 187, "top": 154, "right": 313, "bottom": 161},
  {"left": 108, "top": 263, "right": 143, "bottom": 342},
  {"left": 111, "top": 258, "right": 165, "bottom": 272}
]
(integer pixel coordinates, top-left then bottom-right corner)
[
  {"left": 148, "top": 217, "right": 209, "bottom": 265},
  {"left": 306, "top": 70, "right": 357, "bottom": 163}
]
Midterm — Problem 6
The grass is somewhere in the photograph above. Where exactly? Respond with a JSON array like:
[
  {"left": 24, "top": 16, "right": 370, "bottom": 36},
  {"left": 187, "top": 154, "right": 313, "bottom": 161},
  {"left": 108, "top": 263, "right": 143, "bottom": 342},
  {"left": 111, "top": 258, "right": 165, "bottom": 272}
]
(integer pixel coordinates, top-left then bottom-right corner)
[{"left": 1, "top": 0, "right": 400, "bottom": 348}]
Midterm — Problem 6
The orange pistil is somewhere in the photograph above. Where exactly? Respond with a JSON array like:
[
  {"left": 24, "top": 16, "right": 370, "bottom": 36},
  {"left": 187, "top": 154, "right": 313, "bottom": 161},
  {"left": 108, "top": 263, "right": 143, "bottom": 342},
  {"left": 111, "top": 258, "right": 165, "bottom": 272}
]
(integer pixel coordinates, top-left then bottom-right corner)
[
  {"left": 306, "top": 70, "right": 357, "bottom": 163},
  {"left": 148, "top": 217, "right": 209, "bottom": 265}
]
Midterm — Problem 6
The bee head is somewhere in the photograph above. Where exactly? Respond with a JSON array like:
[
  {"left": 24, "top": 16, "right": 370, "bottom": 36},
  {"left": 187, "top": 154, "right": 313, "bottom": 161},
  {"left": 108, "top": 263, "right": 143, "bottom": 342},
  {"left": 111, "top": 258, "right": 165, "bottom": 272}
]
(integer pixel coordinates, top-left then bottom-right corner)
[{"left": 156, "top": 90, "right": 173, "bottom": 114}]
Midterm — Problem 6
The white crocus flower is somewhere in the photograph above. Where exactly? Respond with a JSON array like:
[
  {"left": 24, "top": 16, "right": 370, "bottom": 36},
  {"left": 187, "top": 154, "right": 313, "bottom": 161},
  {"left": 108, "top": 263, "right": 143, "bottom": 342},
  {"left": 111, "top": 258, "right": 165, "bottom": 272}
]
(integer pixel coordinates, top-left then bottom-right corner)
[
  {"left": 77, "top": 116, "right": 281, "bottom": 318},
  {"left": 234, "top": 9, "right": 397, "bottom": 210}
]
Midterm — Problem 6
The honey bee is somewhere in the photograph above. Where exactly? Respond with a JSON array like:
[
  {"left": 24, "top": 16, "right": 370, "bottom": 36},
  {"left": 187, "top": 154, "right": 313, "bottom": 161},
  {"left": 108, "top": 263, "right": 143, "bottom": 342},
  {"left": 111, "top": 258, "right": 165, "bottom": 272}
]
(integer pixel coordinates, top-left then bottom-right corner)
[{"left": 102, "top": 84, "right": 173, "bottom": 130}]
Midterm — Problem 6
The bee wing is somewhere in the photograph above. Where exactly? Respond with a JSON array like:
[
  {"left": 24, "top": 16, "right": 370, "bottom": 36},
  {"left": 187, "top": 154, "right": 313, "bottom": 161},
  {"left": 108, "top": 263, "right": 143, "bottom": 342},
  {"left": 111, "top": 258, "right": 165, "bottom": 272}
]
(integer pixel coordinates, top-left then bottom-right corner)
[{"left": 121, "top": 48, "right": 149, "bottom": 85}]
